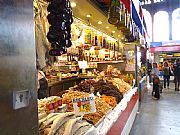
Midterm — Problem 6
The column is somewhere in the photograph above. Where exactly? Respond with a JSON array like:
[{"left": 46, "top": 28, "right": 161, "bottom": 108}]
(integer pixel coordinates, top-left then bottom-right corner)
[
  {"left": 151, "top": 13, "right": 154, "bottom": 42},
  {"left": 0, "top": 0, "right": 38, "bottom": 134},
  {"left": 169, "top": 12, "right": 172, "bottom": 40}
]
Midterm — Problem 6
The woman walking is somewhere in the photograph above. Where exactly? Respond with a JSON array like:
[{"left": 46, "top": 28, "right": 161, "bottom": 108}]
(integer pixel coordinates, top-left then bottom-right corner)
[
  {"left": 152, "top": 63, "right": 160, "bottom": 100},
  {"left": 163, "top": 62, "right": 171, "bottom": 89}
]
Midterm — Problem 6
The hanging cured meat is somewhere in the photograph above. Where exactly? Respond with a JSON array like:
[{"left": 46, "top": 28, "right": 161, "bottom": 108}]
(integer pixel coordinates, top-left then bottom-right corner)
[{"left": 47, "top": 0, "right": 73, "bottom": 56}]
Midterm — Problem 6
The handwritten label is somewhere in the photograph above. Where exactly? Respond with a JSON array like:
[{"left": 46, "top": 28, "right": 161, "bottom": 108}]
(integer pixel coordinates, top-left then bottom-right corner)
[{"left": 73, "top": 96, "right": 96, "bottom": 115}]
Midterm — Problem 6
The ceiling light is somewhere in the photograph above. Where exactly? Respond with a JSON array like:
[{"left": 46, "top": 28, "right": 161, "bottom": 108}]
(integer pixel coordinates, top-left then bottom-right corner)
[
  {"left": 86, "top": 14, "right": 92, "bottom": 18},
  {"left": 106, "top": 26, "right": 110, "bottom": 29},
  {"left": 118, "top": 35, "right": 121, "bottom": 37},
  {"left": 98, "top": 21, "right": 102, "bottom": 24},
  {"left": 71, "top": 2, "right": 76, "bottom": 8},
  {"left": 112, "top": 31, "right": 115, "bottom": 33}
]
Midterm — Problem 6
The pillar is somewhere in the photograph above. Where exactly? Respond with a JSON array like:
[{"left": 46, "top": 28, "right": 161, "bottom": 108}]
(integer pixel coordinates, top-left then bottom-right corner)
[
  {"left": 151, "top": 13, "right": 154, "bottom": 42},
  {"left": 168, "top": 11, "right": 173, "bottom": 40},
  {"left": 0, "top": 0, "right": 38, "bottom": 135}
]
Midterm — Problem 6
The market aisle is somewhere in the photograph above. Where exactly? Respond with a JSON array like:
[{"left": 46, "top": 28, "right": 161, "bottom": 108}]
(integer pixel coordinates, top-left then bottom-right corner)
[{"left": 130, "top": 83, "right": 180, "bottom": 135}]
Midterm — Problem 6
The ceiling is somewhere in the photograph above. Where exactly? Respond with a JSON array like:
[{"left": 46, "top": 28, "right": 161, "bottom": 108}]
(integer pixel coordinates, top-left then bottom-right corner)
[
  {"left": 142, "top": 0, "right": 165, "bottom": 5},
  {"left": 71, "top": 0, "right": 124, "bottom": 40},
  {"left": 89, "top": 0, "right": 109, "bottom": 15}
]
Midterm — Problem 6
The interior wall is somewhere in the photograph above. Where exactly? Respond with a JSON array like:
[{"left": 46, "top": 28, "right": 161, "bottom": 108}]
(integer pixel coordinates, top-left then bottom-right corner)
[{"left": 0, "top": 0, "right": 38, "bottom": 135}]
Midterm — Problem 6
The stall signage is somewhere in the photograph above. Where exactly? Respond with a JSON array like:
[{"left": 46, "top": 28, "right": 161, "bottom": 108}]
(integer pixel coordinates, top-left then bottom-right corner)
[
  {"left": 84, "top": 29, "right": 92, "bottom": 44},
  {"left": 174, "top": 53, "right": 180, "bottom": 57},
  {"left": 73, "top": 96, "right": 96, "bottom": 115}
]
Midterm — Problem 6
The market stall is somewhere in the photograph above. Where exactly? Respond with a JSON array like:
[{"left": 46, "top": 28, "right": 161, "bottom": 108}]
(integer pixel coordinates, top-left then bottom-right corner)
[
  {"left": 0, "top": 0, "right": 149, "bottom": 134},
  {"left": 34, "top": 0, "right": 146, "bottom": 135},
  {"left": 38, "top": 73, "right": 137, "bottom": 135}
]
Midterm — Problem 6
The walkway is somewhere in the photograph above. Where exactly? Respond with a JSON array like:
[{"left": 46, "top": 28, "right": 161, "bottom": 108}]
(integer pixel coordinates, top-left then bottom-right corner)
[{"left": 130, "top": 83, "right": 180, "bottom": 135}]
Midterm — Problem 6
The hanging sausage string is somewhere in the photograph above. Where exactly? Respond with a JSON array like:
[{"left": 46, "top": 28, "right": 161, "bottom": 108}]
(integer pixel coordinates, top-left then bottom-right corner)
[{"left": 47, "top": 0, "right": 73, "bottom": 56}]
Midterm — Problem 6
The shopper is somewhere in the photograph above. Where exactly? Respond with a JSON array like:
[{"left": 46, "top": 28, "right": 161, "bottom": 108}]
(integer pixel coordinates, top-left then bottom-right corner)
[
  {"left": 147, "top": 59, "right": 152, "bottom": 83},
  {"left": 152, "top": 63, "right": 160, "bottom": 100},
  {"left": 162, "top": 62, "right": 171, "bottom": 89},
  {"left": 173, "top": 59, "right": 180, "bottom": 91}
]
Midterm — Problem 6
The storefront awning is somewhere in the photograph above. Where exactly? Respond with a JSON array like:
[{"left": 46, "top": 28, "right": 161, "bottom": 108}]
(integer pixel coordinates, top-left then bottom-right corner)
[{"left": 150, "top": 45, "right": 180, "bottom": 53}]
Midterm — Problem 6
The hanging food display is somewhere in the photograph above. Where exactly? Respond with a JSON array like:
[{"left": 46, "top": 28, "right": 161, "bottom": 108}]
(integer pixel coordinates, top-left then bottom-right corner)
[
  {"left": 108, "top": 0, "right": 120, "bottom": 25},
  {"left": 47, "top": 0, "right": 73, "bottom": 56},
  {"left": 107, "top": 0, "right": 141, "bottom": 42},
  {"left": 116, "top": 2, "right": 126, "bottom": 30}
]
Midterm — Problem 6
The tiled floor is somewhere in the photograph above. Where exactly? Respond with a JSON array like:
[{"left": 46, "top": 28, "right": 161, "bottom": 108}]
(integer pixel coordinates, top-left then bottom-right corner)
[{"left": 130, "top": 82, "right": 180, "bottom": 135}]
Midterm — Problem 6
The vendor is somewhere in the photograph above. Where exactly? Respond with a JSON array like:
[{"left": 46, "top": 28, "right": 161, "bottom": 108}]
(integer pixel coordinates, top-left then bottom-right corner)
[{"left": 37, "top": 64, "right": 48, "bottom": 99}]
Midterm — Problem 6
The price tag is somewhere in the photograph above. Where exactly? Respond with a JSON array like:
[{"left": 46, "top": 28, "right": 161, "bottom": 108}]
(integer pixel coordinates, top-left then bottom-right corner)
[
  {"left": 57, "top": 73, "right": 62, "bottom": 77},
  {"left": 73, "top": 96, "right": 96, "bottom": 115},
  {"left": 78, "top": 61, "right": 88, "bottom": 69}
]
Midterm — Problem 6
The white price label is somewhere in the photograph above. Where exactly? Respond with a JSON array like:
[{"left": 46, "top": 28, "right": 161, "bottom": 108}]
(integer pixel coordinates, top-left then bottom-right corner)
[
  {"left": 73, "top": 96, "right": 96, "bottom": 115},
  {"left": 78, "top": 61, "right": 88, "bottom": 69}
]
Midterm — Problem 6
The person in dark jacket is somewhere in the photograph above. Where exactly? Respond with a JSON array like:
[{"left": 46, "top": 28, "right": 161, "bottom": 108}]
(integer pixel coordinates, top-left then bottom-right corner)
[
  {"left": 147, "top": 59, "right": 152, "bottom": 83},
  {"left": 173, "top": 59, "right": 180, "bottom": 91},
  {"left": 37, "top": 61, "right": 48, "bottom": 99},
  {"left": 152, "top": 63, "right": 160, "bottom": 100},
  {"left": 162, "top": 62, "right": 170, "bottom": 89}
]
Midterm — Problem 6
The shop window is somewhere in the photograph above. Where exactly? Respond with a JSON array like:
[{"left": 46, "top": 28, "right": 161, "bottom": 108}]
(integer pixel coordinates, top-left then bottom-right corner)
[
  {"left": 154, "top": 11, "right": 169, "bottom": 42},
  {"left": 172, "top": 8, "right": 180, "bottom": 40}
]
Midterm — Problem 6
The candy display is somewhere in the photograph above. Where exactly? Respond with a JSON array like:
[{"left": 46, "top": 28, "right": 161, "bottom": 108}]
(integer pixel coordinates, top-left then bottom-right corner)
[
  {"left": 38, "top": 61, "right": 134, "bottom": 134},
  {"left": 83, "top": 97, "right": 112, "bottom": 125},
  {"left": 94, "top": 81, "right": 123, "bottom": 103},
  {"left": 38, "top": 75, "right": 133, "bottom": 134},
  {"left": 74, "top": 79, "right": 97, "bottom": 93},
  {"left": 62, "top": 91, "right": 90, "bottom": 112},
  {"left": 110, "top": 78, "right": 132, "bottom": 94},
  {"left": 101, "top": 95, "right": 117, "bottom": 107},
  {"left": 38, "top": 96, "right": 62, "bottom": 114},
  {"left": 72, "top": 79, "right": 123, "bottom": 103},
  {"left": 61, "top": 90, "right": 112, "bottom": 125}
]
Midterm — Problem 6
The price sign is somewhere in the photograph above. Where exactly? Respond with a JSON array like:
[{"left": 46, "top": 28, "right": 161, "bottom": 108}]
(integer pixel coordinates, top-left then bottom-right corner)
[
  {"left": 73, "top": 96, "right": 96, "bottom": 115},
  {"left": 78, "top": 61, "right": 88, "bottom": 69}
]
